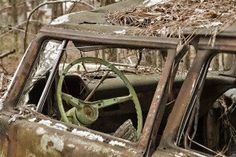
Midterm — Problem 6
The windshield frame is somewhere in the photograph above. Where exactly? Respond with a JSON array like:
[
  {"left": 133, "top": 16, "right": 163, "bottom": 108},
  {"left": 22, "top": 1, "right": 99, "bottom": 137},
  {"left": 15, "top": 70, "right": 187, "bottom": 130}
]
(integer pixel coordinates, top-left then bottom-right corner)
[{"left": 3, "top": 26, "right": 181, "bottom": 155}]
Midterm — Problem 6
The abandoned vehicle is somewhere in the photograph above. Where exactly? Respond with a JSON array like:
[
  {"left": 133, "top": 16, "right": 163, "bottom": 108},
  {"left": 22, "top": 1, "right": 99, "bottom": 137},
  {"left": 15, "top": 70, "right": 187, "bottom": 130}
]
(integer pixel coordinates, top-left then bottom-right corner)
[{"left": 1, "top": 0, "right": 236, "bottom": 156}]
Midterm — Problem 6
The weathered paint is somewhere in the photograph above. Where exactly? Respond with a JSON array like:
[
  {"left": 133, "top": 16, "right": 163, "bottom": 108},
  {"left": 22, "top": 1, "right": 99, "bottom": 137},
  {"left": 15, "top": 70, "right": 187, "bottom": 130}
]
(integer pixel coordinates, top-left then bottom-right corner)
[
  {"left": 50, "top": 14, "right": 70, "bottom": 25},
  {"left": 40, "top": 133, "right": 64, "bottom": 152},
  {"left": 109, "top": 140, "right": 126, "bottom": 147},
  {"left": 38, "top": 119, "right": 52, "bottom": 126},
  {"left": 174, "top": 152, "right": 184, "bottom": 157},
  {"left": 71, "top": 129, "right": 104, "bottom": 142},
  {"left": 0, "top": 115, "right": 139, "bottom": 157},
  {"left": 28, "top": 117, "right": 37, "bottom": 122},
  {"left": 52, "top": 123, "right": 68, "bottom": 131},
  {"left": 113, "top": 30, "right": 126, "bottom": 35},
  {"left": 36, "top": 127, "right": 46, "bottom": 135}
]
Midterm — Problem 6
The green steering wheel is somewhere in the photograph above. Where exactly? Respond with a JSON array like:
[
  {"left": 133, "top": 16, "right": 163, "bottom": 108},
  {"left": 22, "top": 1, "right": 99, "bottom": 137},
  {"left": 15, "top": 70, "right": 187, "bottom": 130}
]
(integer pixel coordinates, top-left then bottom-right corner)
[{"left": 57, "top": 57, "right": 143, "bottom": 138}]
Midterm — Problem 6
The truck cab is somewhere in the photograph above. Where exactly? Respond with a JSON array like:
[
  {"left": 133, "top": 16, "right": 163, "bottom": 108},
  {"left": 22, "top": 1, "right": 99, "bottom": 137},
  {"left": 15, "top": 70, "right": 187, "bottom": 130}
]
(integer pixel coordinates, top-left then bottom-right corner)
[{"left": 1, "top": 0, "right": 236, "bottom": 156}]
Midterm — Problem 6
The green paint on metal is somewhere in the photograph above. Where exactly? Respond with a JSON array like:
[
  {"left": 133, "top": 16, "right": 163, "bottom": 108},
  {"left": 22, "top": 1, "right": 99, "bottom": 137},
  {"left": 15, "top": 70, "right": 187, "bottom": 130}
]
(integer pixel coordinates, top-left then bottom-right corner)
[
  {"left": 57, "top": 57, "right": 143, "bottom": 138},
  {"left": 62, "top": 92, "right": 132, "bottom": 109}
]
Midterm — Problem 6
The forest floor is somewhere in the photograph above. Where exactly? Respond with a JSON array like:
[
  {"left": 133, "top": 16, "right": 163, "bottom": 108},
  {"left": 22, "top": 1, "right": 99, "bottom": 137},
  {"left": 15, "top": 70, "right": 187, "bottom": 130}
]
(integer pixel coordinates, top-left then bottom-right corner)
[{"left": 0, "top": 53, "right": 19, "bottom": 97}]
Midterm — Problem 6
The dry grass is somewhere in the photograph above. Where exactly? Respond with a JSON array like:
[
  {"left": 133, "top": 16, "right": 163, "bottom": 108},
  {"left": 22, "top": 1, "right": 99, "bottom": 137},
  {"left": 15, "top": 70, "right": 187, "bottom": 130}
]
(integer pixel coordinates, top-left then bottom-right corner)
[{"left": 107, "top": 0, "right": 236, "bottom": 39}]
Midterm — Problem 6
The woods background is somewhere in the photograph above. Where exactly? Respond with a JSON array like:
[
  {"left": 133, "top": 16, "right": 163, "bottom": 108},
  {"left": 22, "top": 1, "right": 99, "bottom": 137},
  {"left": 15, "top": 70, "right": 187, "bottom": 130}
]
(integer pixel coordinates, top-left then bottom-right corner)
[{"left": 0, "top": 0, "right": 232, "bottom": 75}]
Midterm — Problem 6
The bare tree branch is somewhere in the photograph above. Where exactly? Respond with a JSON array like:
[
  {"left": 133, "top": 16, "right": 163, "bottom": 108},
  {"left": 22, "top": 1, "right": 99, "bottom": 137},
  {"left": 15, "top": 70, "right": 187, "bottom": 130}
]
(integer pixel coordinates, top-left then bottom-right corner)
[
  {"left": 24, "top": 0, "right": 85, "bottom": 51},
  {"left": 0, "top": 50, "right": 16, "bottom": 59},
  {"left": 0, "top": 20, "right": 43, "bottom": 39}
]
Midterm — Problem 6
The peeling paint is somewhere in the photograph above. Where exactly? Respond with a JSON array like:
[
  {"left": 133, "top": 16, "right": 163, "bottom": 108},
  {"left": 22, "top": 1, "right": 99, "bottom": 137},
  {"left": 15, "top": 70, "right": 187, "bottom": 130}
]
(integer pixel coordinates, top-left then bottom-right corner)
[
  {"left": 26, "top": 149, "right": 37, "bottom": 157},
  {"left": 40, "top": 134, "right": 64, "bottom": 152},
  {"left": 67, "top": 144, "right": 75, "bottom": 149},
  {"left": 38, "top": 119, "right": 52, "bottom": 126},
  {"left": 71, "top": 129, "right": 104, "bottom": 142},
  {"left": 27, "top": 152, "right": 36, "bottom": 157},
  {"left": 38, "top": 119, "right": 68, "bottom": 132},
  {"left": 50, "top": 14, "right": 70, "bottom": 25},
  {"left": 28, "top": 117, "right": 37, "bottom": 122},
  {"left": 175, "top": 152, "right": 184, "bottom": 157},
  {"left": 36, "top": 127, "right": 46, "bottom": 135},
  {"left": 114, "top": 29, "right": 126, "bottom": 35},
  {"left": 83, "top": 143, "right": 122, "bottom": 157},
  {"left": 51, "top": 123, "right": 67, "bottom": 131},
  {"left": 0, "top": 99, "right": 3, "bottom": 111},
  {"left": 109, "top": 140, "right": 126, "bottom": 147}
]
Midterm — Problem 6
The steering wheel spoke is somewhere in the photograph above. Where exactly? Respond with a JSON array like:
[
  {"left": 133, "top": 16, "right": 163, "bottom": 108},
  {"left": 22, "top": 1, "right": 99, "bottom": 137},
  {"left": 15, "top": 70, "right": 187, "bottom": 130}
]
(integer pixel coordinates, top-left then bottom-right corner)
[
  {"left": 94, "top": 95, "right": 133, "bottom": 109},
  {"left": 62, "top": 92, "right": 132, "bottom": 109},
  {"left": 61, "top": 92, "right": 84, "bottom": 109}
]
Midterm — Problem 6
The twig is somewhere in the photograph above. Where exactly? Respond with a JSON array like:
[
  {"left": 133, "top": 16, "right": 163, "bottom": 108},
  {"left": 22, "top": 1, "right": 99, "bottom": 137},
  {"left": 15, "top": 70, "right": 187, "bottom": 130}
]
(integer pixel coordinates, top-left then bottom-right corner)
[
  {"left": 0, "top": 50, "right": 15, "bottom": 59},
  {"left": 0, "top": 20, "right": 42, "bottom": 39},
  {"left": 0, "top": 73, "right": 4, "bottom": 90},
  {"left": 0, "top": 61, "right": 8, "bottom": 74},
  {"left": 190, "top": 98, "right": 200, "bottom": 143},
  {"left": 66, "top": 0, "right": 95, "bottom": 13},
  {"left": 0, "top": 49, "right": 15, "bottom": 74},
  {"left": 135, "top": 50, "right": 143, "bottom": 68},
  {"left": 79, "top": 52, "right": 88, "bottom": 73},
  {"left": 24, "top": 0, "right": 83, "bottom": 51},
  {"left": 79, "top": 65, "right": 103, "bottom": 96},
  {"left": 184, "top": 106, "right": 196, "bottom": 148},
  {"left": 187, "top": 135, "right": 226, "bottom": 157}
]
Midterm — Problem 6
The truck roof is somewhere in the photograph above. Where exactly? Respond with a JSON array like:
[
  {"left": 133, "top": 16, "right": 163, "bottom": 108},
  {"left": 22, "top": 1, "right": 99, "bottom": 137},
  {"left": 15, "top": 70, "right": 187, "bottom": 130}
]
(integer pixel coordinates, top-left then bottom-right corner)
[
  {"left": 47, "top": 0, "right": 143, "bottom": 36},
  {"left": 46, "top": 0, "right": 236, "bottom": 38}
]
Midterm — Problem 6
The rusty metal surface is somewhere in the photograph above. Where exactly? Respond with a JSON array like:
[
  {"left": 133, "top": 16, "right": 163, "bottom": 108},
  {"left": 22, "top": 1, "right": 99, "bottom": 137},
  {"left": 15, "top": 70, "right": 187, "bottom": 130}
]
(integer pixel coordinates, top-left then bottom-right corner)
[
  {"left": 138, "top": 50, "right": 177, "bottom": 155},
  {"left": 154, "top": 48, "right": 236, "bottom": 157},
  {"left": 0, "top": 110, "right": 139, "bottom": 157},
  {"left": 3, "top": 34, "right": 49, "bottom": 110},
  {"left": 39, "top": 27, "right": 179, "bottom": 49},
  {"left": 161, "top": 49, "right": 236, "bottom": 148},
  {"left": 161, "top": 50, "right": 213, "bottom": 145},
  {"left": 198, "top": 37, "right": 236, "bottom": 52}
]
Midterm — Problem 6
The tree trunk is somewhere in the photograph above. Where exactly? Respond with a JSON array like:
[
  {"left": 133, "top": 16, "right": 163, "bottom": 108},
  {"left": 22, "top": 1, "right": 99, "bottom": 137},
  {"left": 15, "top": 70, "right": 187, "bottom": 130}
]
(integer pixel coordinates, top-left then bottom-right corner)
[
  {"left": 31, "top": 0, "right": 40, "bottom": 33},
  {"left": 211, "top": 55, "right": 219, "bottom": 71},
  {"left": 223, "top": 54, "right": 233, "bottom": 71},
  {"left": 23, "top": 1, "right": 27, "bottom": 21},
  {"left": 183, "top": 50, "right": 190, "bottom": 71},
  {"left": 100, "top": 0, "right": 116, "bottom": 6},
  {"left": 219, "top": 53, "right": 224, "bottom": 71},
  {"left": 156, "top": 50, "right": 163, "bottom": 69},
  {"left": 52, "top": 3, "right": 63, "bottom": 20},
  {"left": 10, "top": 0, "right": 18, "bottom": 51}
]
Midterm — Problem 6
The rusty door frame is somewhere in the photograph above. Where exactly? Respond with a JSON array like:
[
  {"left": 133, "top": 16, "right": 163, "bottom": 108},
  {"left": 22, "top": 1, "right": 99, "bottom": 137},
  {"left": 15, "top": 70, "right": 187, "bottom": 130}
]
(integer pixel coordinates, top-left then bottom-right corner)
[
  {"left": 2, "top": 26, "right": 182, "bottom": 155},
  {"left": 159, "top": 35, "right": 236, "bottom": 155}
]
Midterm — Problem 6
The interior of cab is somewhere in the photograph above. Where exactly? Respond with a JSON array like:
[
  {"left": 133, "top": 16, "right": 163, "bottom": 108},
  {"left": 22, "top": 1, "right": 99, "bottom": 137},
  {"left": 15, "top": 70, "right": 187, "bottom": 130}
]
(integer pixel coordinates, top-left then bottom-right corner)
[{"left": 18, "top": 39, "right": 184, "bottom": 143}]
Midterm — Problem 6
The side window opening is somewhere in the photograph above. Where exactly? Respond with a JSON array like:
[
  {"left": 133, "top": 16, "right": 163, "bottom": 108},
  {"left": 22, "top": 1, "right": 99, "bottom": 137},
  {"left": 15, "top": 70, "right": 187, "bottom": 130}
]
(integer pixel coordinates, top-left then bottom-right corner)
[{"left": 177, "top": 52, "right": 236, "bottom": 156}]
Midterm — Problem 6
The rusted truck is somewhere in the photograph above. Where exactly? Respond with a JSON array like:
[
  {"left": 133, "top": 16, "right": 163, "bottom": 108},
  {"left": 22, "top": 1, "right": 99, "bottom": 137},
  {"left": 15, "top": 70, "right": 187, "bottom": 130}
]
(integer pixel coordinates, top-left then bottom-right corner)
[{"left": 1, "top": 0, "right": 236, "bottom": 156}]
